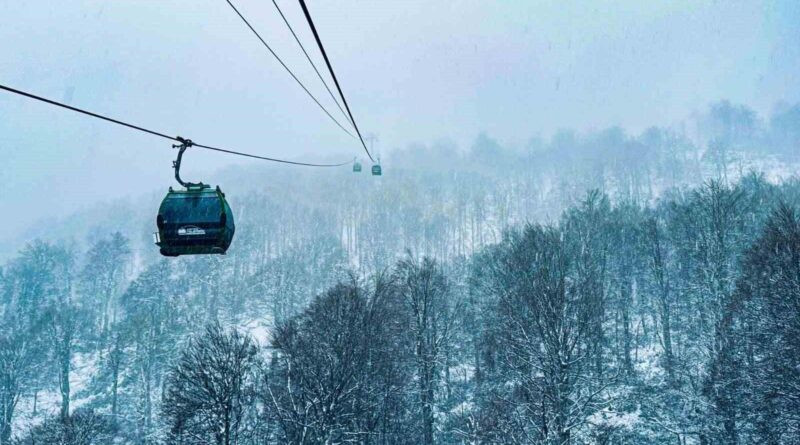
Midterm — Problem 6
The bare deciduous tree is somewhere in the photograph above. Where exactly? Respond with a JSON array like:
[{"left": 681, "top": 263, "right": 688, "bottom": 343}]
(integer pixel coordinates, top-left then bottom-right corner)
[{"left": 164, "top": 323, "right": 260, "bottom": 445}]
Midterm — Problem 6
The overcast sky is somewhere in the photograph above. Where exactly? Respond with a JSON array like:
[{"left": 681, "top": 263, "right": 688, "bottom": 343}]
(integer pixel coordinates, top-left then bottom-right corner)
[{"left": 1, "top": 0, "right": 799, "bottom": 235}]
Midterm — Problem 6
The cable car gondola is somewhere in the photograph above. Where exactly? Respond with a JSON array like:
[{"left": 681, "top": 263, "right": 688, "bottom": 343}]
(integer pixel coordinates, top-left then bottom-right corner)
[
  {"left": 154, "top": 139, "right": 235, "bottom": 256},
  {"left": 371, "top": 163, "right": 382, "bottom": 176},
  {"left": 353, "top": 159, "right": 362, "bottom": 172}
]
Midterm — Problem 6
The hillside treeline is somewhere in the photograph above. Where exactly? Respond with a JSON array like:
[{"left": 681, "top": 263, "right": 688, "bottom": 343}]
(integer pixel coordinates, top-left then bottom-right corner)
[{"left": 2, "top": 173, "right": 800, "bottom": 444}]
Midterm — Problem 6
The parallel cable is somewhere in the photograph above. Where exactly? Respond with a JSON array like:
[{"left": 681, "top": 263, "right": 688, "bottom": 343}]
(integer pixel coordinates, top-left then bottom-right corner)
[
  {"left": 224, "top": 0, "right": 355, "bottom": 139},
  {"left": 271, "top": 0, "right": 352, "bottom": 126},
  {"left": 0, "top": 83, "right": 349, "bottom": 167},
  {"left": 297, "top": 0, "right": 374, "bottom": 162}
]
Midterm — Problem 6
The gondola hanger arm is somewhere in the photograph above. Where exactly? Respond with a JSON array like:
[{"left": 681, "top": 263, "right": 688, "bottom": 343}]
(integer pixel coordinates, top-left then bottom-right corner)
[{"left": 171, "top": 137, "right": 207, "bottom": 189}]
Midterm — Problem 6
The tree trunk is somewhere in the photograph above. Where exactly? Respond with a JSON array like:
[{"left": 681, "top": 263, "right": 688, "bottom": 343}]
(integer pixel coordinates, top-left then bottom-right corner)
[
  {"left": 111, "top": 362, "right": 119, "bottom": 422},
  {"left": 659, "top": 294, "right": 675, "bottom": 384},
  {"left": 60, "top": 341, "right": 71, "bottom": 420},
  {"left": 621, "top": 280, "right": 633, "bottom": 376},
  {"left": 224, "top": 408, "right": 231, "bottom": 445},
  {"left": 554, "top": 362, "right": 570, "bottom": 445},
  {"left": 1, "top": 397, "right": 14, "bottom": 445},
  {"left": 143, "top": 364, "right": 152, "bottom": 439},
  {"left": 419, "top": 348, "right": 435, "bottom": 445}
]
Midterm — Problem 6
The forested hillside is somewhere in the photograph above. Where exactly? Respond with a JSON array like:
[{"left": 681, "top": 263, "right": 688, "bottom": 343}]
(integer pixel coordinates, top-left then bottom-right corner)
[{"left": 1, "top": 101, "right": 800, "bottom": 444}]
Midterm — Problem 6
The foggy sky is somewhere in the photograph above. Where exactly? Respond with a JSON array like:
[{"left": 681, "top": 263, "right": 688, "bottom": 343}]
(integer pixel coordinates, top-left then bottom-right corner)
[{"left": 1, "top": 0, "right": 799, "bottom": 237}]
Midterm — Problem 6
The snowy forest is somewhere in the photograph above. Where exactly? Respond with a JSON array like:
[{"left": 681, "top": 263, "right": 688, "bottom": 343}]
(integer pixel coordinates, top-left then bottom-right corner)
[{"left": 2, "top": 100, "right": 800, "bottom": 444}]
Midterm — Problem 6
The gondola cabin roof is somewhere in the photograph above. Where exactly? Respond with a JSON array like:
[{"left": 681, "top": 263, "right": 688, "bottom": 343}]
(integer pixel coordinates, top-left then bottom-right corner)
[{"left": 159, "top": 188, "right": 225, "bottom": 222}]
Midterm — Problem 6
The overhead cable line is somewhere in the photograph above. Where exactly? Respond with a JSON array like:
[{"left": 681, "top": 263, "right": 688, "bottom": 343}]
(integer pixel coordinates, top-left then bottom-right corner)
[
  {"left": 0, "top": 84, "right": 175, "bottom": 141},
  {"left": 271, "top": 0, "right": 352, "bottom": 127},
  {"left": 0, "top": 84, "right": 350, "bottom": 167},
  {"left": 191, "top": 141, "right": 347, "bottom": 166},
  {"left": 297, "top": 0, "right": 374, "bottom": 162},
  {"left": 224, "top": 0, "right": 355, "bottom": 139}
]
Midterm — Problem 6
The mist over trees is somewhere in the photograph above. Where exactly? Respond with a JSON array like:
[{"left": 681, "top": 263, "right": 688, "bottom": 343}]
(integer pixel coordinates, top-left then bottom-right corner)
[{"left": 1, "top": 100, "right": 800, "bottom": 443}]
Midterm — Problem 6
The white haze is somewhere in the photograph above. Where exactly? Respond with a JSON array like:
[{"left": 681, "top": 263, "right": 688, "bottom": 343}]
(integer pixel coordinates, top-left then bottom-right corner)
[{"left": 0, "top": 0, "right": 798, "bottom": 237}]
